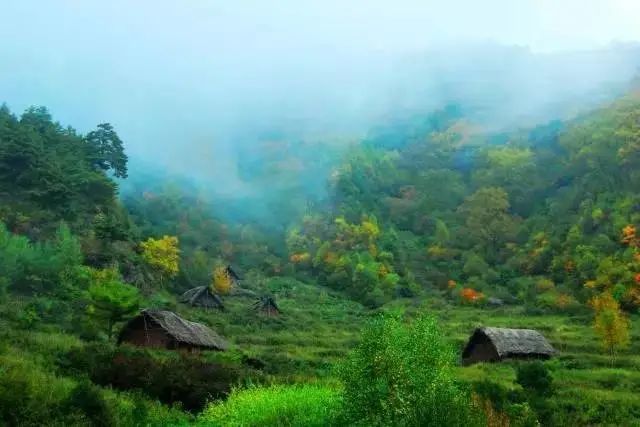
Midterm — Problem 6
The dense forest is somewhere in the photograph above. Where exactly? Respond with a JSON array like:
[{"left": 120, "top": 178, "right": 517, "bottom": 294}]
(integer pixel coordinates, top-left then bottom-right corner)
[
  {"left": 288, "top": 88, "right": 640, "bottom": 311},
  {"left": 2, "top": 81, "right": 640, "bottom": 425}
]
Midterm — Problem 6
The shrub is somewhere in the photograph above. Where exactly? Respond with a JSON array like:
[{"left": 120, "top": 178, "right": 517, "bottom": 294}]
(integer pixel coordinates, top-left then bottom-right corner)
[
  {"left": 515, "top": 362, "right": 557, "bottom": 425},
  {"left": 551, "top": 388, "right": 640, "bottom": 426},
  {"left": 58, "top": 342, "right": 115, "bottom": 376},
  {"left": 11, "top": 344, "right": 190, "bottom": 426},
  {"left": 60, "top": 345, "right": 245, "bottom": 412},
  {"left": 472, "top": 380, "right": 511, "bottom": 412},
  {"left": 471, "top": 380, "right": 540, "bottom": 426},
  {"left": 516, "top": 361, "right": 554, "bottom": 397},
  {"left": 0, "top": 352, "right": 80, "bottom": 425},
  {"left": 338, "top": 314, "right": 484, "bottom": 426},
  {"left": 0, "top": 222, "right": 83, "bottom": 295},
  {"left": 63, "top": 380, "right": 114, "bottom": 427},
  {"left": 87, "top": 267, "right": 140, "bottom": 339},
  {"left": 198, "top": 383, "right": 342, "bottom": 426},
  {"left": 100, "top": 388, "right": 191, "bottom": 426}
]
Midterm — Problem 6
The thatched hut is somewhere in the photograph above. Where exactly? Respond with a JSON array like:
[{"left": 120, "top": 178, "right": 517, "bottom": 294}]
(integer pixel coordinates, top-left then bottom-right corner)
[
  {"left": 118, "top": 309, "right": 228, "bottom": 351},
  {"left": 252, "top": 295, "right": 281, "bottom": 317},
  {"left": 487, "top": 297, "right": 504, "bottom": 307},
  {"left": 462, "top": 327, "right": 555, "bottom": 365},
  {"left": 180, "top": 286, "right": 225, "bottom": 310},
  {"left": 226, "top": 265, "right": 241, "bottom": 283}
]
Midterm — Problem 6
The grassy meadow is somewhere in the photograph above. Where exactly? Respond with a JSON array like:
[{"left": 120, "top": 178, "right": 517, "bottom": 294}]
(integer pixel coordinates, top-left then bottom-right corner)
[
  {"left": 186, "top": 278, "right": 640, "bottom": 424},
  {"left": 2, "top": 277, "right": 639, "bottom": 425}
]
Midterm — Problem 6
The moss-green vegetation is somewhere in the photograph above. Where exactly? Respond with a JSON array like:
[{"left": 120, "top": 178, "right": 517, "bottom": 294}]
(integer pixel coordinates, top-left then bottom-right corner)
[
  {"left": 0, "top": 326, "right": 190, "bottom": 426},
  {"left": 338, "top": 314, "right": 483, "bottom": 426},
  {"left": 2, "top": 89, "right": 640, "bottom": 425},
  {"left": 182, "top": 277, "right": 367, "bottom": 380},
  {"left": 430, "top": 301, "right": 640, "bottom": 425},
  {"left": 197, "top": 384, "right": 342, "bottom": 427},
  {"left": 2, "top": 280, "right": 639, "bottom": 425}
]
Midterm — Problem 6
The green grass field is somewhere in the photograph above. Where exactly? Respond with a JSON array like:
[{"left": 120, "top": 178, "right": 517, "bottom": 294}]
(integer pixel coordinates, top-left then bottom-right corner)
[
  {"left": 2, "top": 277, "right": 639, "bottom": 425},
  {"left": 180, "top": 277, "right": 368, "bottom": 381},
  {"left": 185, "top": 278, "right": 640, "bottom": 425}
]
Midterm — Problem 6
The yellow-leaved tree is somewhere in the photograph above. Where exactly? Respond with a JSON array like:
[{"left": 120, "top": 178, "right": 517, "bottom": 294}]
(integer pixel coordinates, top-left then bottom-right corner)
[
  {"left": 140, "top": 235, "right": 180, "bottom": 286},
  {"left": 590, "top": 292, "right": 630, "bottom": 361},
  {"left": 211, "top": 266, "right": 232, "bottom": 295}
]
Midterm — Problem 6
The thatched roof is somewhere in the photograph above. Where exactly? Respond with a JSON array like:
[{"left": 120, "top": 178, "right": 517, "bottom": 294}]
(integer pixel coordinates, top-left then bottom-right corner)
[
  {"left": 226, "top": 265, "right": 241, "bottom": 281},
  {"left": 123, "top": 309, "right": 228, "bottom": 350},
  {"left": 180, "top": 286, "right": 224, "bottom": 309},
  {"left": 464, "top": 327, "right": 555, "bottom": 359},
  {"left": 487, "top": 297, "right": 504, "bottom": 306},
  {"left": 253, "top": 295, "right": 281, "bottom": 316}
]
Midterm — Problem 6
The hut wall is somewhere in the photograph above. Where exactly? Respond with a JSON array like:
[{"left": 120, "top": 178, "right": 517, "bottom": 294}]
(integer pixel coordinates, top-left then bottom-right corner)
[
  {"left": 120, "top": 317, "right": 174, "bottom": 349},
  {"left": 462, "top": 334, "right": 500, "bottom": 365},
  {"left": 501, "top": 352, "right": 552, "bottom": 362},
  {"left": 265, "top": 307, "right": 277, "bottom": 316},
  {"left": 176, "top": 342, "right": 202, "bottom": 353}
]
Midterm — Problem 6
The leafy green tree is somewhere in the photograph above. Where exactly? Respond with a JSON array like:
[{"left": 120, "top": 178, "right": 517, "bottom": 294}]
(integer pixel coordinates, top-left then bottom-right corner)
[
  {"left": 88, "top": 267, "right": 139, "bottom": 339},
  {"left": 0, "top": 221, "right": 82, "bottom": 294},
  {"left": 463, "top": 253, "right": 489, "bottom": 278},
  {"left": 473, "top": 146, "right": 540, "bottom": 215},
  {"left": 458, "top": 187, "right": 518, "bottom": 254},
  {"left": 560, "top": 94, "right": 640, "bottom": 193},
  {"left": 434, "top": 218, "right": 450, "bottom": 245},
  {"left": 339, "top": 315, "right": 483, "bottom": 426}
]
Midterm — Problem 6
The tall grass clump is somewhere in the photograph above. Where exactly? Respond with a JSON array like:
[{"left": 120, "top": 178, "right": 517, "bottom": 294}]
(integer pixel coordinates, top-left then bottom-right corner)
[
  {"left": 338, "top": 314, "right": 485, "bottom": 426},
  {"left": 197, "top": 383, "right": 342, "bottom": 426},
  {"left": 0, "top": 352, "right": 77, "bottom": 425}
]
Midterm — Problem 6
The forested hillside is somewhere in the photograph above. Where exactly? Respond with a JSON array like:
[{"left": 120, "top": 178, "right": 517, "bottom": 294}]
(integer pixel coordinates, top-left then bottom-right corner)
[
  {"left": 1, "top": 86, "right": 640, "bottom": 425},
  {"left": 286, "top": 89, "right": 640, "bottom": 310}
]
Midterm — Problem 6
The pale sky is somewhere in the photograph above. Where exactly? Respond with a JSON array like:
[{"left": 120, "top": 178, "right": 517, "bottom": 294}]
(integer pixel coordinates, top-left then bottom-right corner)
[
  {"left": 1, "top": 1, "right": 639, "bottom": 184},
  {"left": 3, "top": 1, "right": 638, "bottom": 54}
]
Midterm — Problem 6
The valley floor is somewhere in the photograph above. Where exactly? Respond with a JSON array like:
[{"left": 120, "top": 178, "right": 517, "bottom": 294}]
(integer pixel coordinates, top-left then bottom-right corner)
[
  {"left": 179, "top": 278, "right": 640, "bottom": 425},
  {"left": 2, "top": 278, "right": 639, "bottom": 425}
]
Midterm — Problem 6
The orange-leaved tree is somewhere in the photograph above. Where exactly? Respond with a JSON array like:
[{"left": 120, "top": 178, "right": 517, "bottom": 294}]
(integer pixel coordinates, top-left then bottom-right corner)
[
  {"left": 460, "top": 287, "right": 484, "bottom": 303},
  {"left": 621, "top": 224, "right": 638, "bottom": 247},
  {"left": 289, "top": 252, "right": 311, "bottom": 263}
]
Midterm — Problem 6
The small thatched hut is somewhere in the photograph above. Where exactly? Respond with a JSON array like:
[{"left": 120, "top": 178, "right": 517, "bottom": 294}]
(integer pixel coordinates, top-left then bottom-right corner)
[
  {"left": 487, "top": 297, "right": 504, "bottom": 307},
  {"left": 180, "top": 286, "right": 225, "bottom": 310},
  {"left": 462, "top": 327, "right": 555, "bottom": 365},
  {"left": 253, "top": 295, "right": 281, "bottom": 317},
  {"left": 118, "top": 309, "right": 228, "bottom": 351},
  {"left": 226, "top": 265, "right": 241, "bottom": 283}
]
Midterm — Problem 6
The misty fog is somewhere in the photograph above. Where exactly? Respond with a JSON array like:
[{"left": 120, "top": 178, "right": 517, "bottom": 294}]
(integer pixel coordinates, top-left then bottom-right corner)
[{"left": 2, "top": 1, "right": 640, "bottom": 222}]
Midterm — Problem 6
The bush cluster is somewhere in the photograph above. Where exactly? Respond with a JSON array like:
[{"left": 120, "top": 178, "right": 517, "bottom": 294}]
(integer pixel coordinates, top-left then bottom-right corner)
[
  {"left": 198, "top": 383, "right": 342, "bottom": 426},
  {"left": 60, "top": 344, "right": 246, "bottom": 412},
  {"left": 199, "top": 315, "right": 485, "bottom": 426},
  {"left": 472, "top": 361, "right": 557, "bottom": 426}
]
